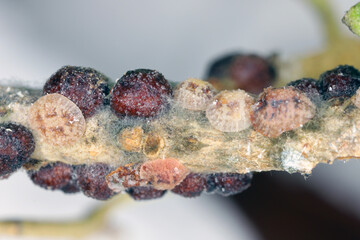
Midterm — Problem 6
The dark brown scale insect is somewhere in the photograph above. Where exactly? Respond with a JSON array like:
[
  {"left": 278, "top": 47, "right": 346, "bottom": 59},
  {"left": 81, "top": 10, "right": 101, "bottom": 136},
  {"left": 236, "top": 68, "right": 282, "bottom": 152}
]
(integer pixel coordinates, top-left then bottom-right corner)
[
  {"left": 61, "top": 181, "right": 81, "bottom": 194},
  {"left": 29, "top": 162, "right": 80, "bottom": 193},
  {"left": 229, "top": 55, "right": 276, "bottom": 94},
  {"left": 171, "top": 173, "right": 207, "bottom": 198},
  {"left": 76, "top": 163, "right": 116, "bottom": 200},
  {"left": 206, "top": 173, "right": 253, "bottom": 197},
  {"left": 206, "top": 53, "right": 239, "bottom": 79},
  {"left": 43, "top": 66, "right": 110, "bottom": 118},
  {"left": 206, "top": 53, "right": 276, "bottom": 94},
  {"left": 287, "top": 78, "right": 321, "bottom": 104},
  {"left": 0, "top": 123, "right": 35, "bottom": 177},
  {"left": 318, "top": 65, "right": 360, "bottom": 100},
  {"left": 127, "top": 186, "right": 166, "bottom": 200},
  {"left": 110, "top": 69, "right": 172, "bottom": 118}
]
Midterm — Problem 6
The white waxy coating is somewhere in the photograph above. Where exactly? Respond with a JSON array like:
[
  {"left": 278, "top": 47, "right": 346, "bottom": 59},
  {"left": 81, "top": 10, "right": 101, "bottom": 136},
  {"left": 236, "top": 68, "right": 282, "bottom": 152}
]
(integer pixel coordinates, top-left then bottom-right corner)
[
  {"left": 174, "top": 78, "right": 216, "bottom": 111},
  {"left": 28, "top": 93, "right": 86, "bottom": 146},
  {"left": 206, "top": 90, "right": 254, "bottom": 132}
]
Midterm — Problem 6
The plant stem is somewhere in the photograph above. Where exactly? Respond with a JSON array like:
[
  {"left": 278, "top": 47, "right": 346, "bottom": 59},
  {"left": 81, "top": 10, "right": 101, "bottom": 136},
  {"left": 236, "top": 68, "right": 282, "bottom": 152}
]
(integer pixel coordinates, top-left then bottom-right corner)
[{"left": 0, "top": 195, "right": 129, "bottom": 238}]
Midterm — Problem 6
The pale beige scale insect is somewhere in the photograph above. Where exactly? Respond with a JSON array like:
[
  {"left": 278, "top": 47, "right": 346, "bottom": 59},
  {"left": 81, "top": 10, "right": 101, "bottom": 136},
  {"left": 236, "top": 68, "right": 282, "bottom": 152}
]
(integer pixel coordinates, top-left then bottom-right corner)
[
  {"left": 174, "top": 78, "right": 217, "bottom": 111},
  {"left": 28, "top": 93, "right": 86, "bottom": 146},
  {"left": 250, "top": 87, "right": 316, "bottom": 138},
  {"left": 205, "top": 89, "right": 254, "bottom": 132}
]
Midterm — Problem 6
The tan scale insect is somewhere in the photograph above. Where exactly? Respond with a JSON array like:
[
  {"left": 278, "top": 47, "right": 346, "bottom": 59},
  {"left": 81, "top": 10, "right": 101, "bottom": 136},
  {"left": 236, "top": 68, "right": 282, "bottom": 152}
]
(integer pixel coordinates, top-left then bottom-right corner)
[
  {"left": 205, "top": 89, "right": 254, "bottom": 132},
  {"left": 174, "top": 78, "right": 217, "bottom": 111},
  {"left": 28, "top": 93, "right": 86, "bottom": 146}
]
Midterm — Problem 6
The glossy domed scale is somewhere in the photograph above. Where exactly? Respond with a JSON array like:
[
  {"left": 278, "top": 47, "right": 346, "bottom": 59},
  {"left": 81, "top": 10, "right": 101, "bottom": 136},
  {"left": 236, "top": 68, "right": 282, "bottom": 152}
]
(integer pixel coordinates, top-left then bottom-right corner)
[
  {"left": 76, "top": 163, "right": 116, "bottom": 200},
  {"left": 110, "top": 69, "right": 172, "bottom": 118},
  {"left": 0, "top": 123, "right": 35, "bottom": 176},
  {"left": 126, "top": 186, "right": 166, "bottom": 201},
  {"left": 29, "top": 162, "right": 80, "bottom": 193},
  {"left": 43, "top": 66, "right": 110, "bottom": 118},
  {"left": 286, "top": 78, "right": 322, "bottom": 104},
  {"left": 318, "top": 65, "right": 360, "bottom": 100},
  {"left": 206, "top": 53, "right": 276, "bottom": 94},
  {"left": 171, "top": 173, "right": 207, "bottom": 198},
  {"left": 206, "top": 173, "right": 253, "bottom": 196}
]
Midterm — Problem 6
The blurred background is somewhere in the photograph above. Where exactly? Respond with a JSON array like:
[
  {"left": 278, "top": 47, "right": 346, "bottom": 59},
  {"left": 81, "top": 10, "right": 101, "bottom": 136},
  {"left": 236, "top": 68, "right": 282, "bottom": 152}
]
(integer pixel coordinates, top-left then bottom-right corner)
[{"left": 1, "top": 0, "right": 360, "bottom": 239}]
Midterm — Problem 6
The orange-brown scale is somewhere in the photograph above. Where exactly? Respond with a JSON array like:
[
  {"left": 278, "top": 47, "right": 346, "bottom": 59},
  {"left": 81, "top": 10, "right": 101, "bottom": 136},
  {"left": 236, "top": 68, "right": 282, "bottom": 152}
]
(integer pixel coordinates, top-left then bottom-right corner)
[
  {"left": 139, "top": 158, "right": 190, "bottom": 190},
  {"left": 117, "top": 127, "right": 143, "bottom": 152},
  {"left": 142, "top": 132, "right": 165, "bottom": 158}
]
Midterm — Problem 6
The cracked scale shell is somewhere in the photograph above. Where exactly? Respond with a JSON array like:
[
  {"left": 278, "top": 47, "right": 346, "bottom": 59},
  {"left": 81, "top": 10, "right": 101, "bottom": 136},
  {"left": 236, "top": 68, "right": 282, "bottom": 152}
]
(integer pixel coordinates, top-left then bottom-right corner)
[{"left": 106, "top": 163, "right": 146, "bottom": 193}]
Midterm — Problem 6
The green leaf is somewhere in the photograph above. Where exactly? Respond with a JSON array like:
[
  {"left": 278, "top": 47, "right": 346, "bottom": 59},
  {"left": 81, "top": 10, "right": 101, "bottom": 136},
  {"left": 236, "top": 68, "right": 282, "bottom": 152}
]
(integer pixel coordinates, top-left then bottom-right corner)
[{"left": 343, "top": 2, "right": 360, "bottom": 37}]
